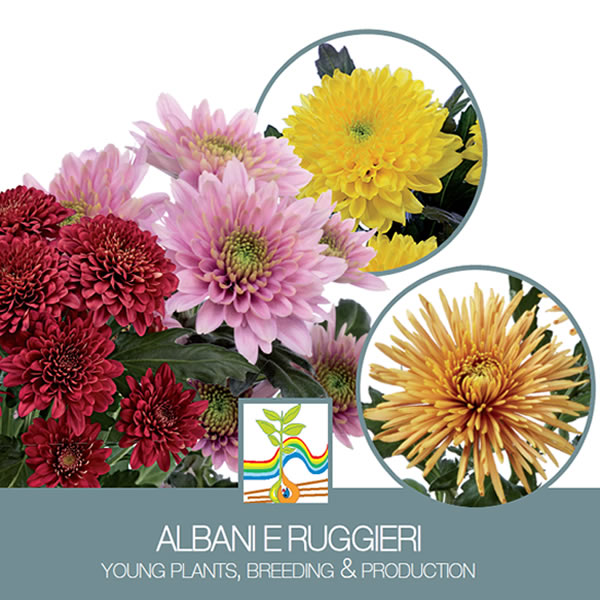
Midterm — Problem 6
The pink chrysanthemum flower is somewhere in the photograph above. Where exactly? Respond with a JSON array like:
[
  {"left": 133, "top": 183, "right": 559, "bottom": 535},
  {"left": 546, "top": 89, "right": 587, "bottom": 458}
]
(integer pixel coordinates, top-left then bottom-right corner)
[
  {"left": 309, "top": 309, "right": 366, "bottom": 448},
  {"left": 58, "top": 214, "right": 178, "bottom": 335},
  {"left": 133, "top": 94, "right": 311, "bottom": 196},
  {"left": 116, "top": 363, "right": 209, "bottom": 472},
  {"left": 22, "top": 418, "right": 111, "bottom": 488},
  {"left": 158, "top": 160, "right": 346, "bottom": 363},
  {"left": 0, "top": 186, "right": 73, "bottom": 238},
  {"left": 24, "top": 144, "right": 167, "bottom": 230},
  {"left": 319, "top": 206, "right": 387, "bottom": 291},
  {"left": 0, "top": 314, "right": 123, "bottom": 435}
]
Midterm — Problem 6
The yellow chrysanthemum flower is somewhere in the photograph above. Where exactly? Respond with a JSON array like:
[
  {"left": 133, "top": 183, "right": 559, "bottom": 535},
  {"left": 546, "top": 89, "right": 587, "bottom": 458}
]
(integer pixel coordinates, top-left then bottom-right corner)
[
  {"left": 283, "top": 67, "right": 463, "bottom": 233},
  {"left": 462, "top": 120, "right": 483, "bottom": 185},
  {"left": 364, "top": 233, "right": 437, "bottom": 272},
  {"left": 365, "top": 284, "right": 588, "bottom": 504}
]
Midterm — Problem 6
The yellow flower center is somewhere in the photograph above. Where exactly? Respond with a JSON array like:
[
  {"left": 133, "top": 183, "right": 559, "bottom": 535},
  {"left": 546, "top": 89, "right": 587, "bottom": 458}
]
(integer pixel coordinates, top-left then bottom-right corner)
[
  {"left": 223, "top": 229, "right": 267, "bottom": 278},
  {"left": 194, "top": 134, "right": 245, "bottom": 160},
  {"left": 60, "top": 197, "right": 92, "bottom": 226}
]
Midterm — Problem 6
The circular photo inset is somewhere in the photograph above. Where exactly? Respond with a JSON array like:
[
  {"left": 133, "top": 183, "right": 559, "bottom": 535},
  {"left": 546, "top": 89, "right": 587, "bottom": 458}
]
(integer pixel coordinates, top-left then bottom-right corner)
[
  {"left": 256, "top": 30, "right": 485, "bottom": 274},
  {"left": 358, "top": 266, "right": 593, "bottom": 506}
]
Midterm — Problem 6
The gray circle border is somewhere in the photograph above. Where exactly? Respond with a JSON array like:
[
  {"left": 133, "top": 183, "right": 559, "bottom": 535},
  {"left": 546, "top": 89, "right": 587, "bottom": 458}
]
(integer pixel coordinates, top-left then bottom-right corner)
[
  {"left": 356, "top": 264, "right": 596, "bottom": 509},
  {"left": 255, "top": 29, "right": 487, "bottom": 276}
]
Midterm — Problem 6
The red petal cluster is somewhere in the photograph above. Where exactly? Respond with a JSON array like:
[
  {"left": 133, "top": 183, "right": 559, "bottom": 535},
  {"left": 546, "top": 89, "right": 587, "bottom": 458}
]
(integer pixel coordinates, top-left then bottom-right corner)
[
  {"left": 0, "top": 314, "right": 124, "bottom": 434},
  {"left": 0, "top": 186, "right": 73, "bottom": 238},
  {"left": 116, "top": 363, "right": 208, "bottom": 471},
  {"left": 22, "top": 418, "right": 111, "bottom": 487},
  {"left": 0, "top": 234, "right": 77, "bottom": 346},
  {"left": 58, "top": 214, "right": 178, "bottom": 335}
]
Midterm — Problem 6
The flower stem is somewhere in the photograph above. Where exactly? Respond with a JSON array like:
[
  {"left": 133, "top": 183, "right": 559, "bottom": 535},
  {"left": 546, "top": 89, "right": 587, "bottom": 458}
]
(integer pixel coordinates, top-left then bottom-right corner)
[{"left": 107, "top": 445, "right": 132, "bottom": 467}]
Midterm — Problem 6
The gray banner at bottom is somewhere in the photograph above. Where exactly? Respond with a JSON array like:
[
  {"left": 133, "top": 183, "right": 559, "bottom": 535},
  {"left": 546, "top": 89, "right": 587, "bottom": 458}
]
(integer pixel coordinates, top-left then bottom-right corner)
[{"left": 0, "top": 487, "right": 596, "bottom": 599}]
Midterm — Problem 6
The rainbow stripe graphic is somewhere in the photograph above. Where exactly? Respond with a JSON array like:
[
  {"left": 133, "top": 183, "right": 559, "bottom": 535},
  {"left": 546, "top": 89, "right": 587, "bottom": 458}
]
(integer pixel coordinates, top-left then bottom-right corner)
[{"left": 243, "top": 437, "right": 328, "bottom": 481}]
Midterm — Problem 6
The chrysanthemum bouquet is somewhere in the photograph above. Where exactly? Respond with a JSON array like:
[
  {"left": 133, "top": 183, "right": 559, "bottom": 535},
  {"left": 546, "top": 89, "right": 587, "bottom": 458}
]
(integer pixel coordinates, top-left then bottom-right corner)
[
  {"left": 0, "top": 94, "right": 378, "bottom": 487},
  {"left": 363, "top": 276, "right": 590, "bottom": 506},
  {"left": 267, "top": 43, "right": 483, "bottom": 272}
]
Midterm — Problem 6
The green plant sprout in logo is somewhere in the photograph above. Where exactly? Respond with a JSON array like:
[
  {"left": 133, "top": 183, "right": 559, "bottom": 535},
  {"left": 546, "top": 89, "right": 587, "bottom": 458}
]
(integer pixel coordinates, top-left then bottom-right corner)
[{"left": 256, "top": 405, "right": 305, "bottom": 503}]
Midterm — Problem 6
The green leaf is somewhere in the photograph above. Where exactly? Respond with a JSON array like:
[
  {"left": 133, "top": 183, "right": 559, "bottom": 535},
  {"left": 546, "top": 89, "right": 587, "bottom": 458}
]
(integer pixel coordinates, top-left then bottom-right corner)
[
  {"left": 89, "top": 411, "right": 116, "bottom": 430},
  {"left": 283, "top": 404, "right": 301, "bottom": 424},
  {"left": 136, "top": 462, "right": 170, "bottom": 487},
  {"left": 262, "top": 409, "right": 281, "bottom": 422},
  {"left": 257, "top": 420, "right": 277, "bottom": 435},
  {"left": 259, "top": 342, "right": 315, "bottom": 375},
  {"left": 264, "top": 124, "right": 282, "bottom": 138},
  {"left": 111, "top": 328, "right": 258, "bottom": 384},
  {"left": 403, "top": 478, "right": 429, "bottom": 496},
  {"left": 282, "top": 447, "right": 295, "bottom": 455},
  {"left": 268, "top": 435, "right": 280, "bottom": 447},
  {"left": 168, "top": 472, "right": 198, "bottom": 488},
  {"left": 210, "top": 477, "right": 238, "bottom": 488},
  {"left": 315, "top": 43, "right": 355, "bottom": 78},
  {"left": 100, "top": 470, "right": 140, "bottom": 487},
  {"left": 283, "top": 423, "right": 305, "bottom": 436},
  {"left": 454, "top": 473, "right": 525, "bottom": 507},
  {"left": 456, "top": 105, "right": 477, "bottom": 143},
  {"left": 363, "top": 388, "right": 400, "bottom": 459},
  {"left": 428, "top": 459, "right": 459, "bottom": 491},
  {"left": 261, "top": 360, "right": 327, "bottom": 398},
  {"left": 334, "top": 299, "right": 371, "bottom": 338},
  {"left": 508, "top": 276, "right": 523, "bottom": 299},
  {"left": 421, "top": 206, "right": 463, "bottom": 226},
  {"left": 0, "top": 435, "right": 30, "bottom": 487}
]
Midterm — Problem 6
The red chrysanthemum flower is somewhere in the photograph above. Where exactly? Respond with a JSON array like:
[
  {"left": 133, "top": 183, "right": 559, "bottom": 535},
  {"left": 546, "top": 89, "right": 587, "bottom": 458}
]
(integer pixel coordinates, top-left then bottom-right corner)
[
  {"left": 0, "top": 314, "right": 123, "bottom": 435},
  {"left": 0, "top": 186, "right": 73, "bottom": 238},
  {"left": 22, "top": 418, "right": 111, "bottom": 488},
  {"left": 58, "top": 214, "right": 178, "bottom": 335},
  {"left": 116, "top": 363, "right": 208, "bottom": 471},
  {"left": 0, "top": 234, "right": 78, "bottom": 346}
]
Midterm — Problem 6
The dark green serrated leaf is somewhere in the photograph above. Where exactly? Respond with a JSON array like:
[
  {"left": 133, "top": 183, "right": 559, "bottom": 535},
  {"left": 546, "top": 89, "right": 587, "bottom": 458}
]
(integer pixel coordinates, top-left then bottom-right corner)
[
  {"left": 264, "top": 341, "right": 315, "bottom": 374},
  {"left": 454, "top": 473, "right": 525, "bottom": 507},
  {"left": 428, "top": 459, "right": 459, "bottom": 491},
  {"left": 136, "top": 462, "right": 170, "bottom": 487},
  {"left": 512, "top": 286, "right": 543, "bottom": 323},
  {"left": 0, "top": 435, "right": 30, "bottom": 487},
  {"left": 403, "top": 478, "right": 429, "bottom": 496},
  {"left": 100, "top": 470, "right": 139, "bottom": 487},
  {"left": 509, "top": 276, "right": 523, "bottom": 299},
  {"left": 456, "top": 105, "right": 477, "bottom": 143},
  {"left": 315, "top": 43, "right": 355, "bottom": 78},
  {"left": 211, "top": 477, "right": 238, "bottom": 488},
  {"left": 263, "top": 409, "right": 281, "bottom": 422},
  {"left": 364, "top": 389, "right": 400, "bottom": 459},
  {"left": 261, "top": 360, "right": 327, "bottom": 398},
  {"left": 268, "top": 435, "right": 280, "bottom": 447},
  {"left": 111, "top": 328, "right": 258, "bottom": 384},
  {"left": 335, "top": 299, "right": 371, "bottom": 338},
  {"left": 283, "top": 404, "right": 301, "bottom": 424},
  {"left": 89, "top": 412, "right": 116, "bottom": 430},
  {"left": 264, "top": 124, "right": 282, "bottom": 138},
  {"left": 169, "top": 472, "right": 198, "bottom": 488},
  {"left": 257, "top": 420, "right": 277, "bottom": 435},
  {"left": 283, "top": 423, "right": 305, "bottom": 436}
]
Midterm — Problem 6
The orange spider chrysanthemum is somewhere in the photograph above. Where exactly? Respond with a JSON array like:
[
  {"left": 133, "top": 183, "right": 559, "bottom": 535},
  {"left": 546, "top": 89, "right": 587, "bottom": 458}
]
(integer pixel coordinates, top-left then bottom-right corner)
[{"left": 365, "top": 284, "right": 588, "bottom": 504}]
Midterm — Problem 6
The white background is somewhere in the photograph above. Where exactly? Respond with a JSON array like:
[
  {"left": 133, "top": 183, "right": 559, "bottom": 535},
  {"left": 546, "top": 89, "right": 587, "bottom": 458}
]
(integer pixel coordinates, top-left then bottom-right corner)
[{"left": 1, "top": 0, "right": 598, "bottom": 491}]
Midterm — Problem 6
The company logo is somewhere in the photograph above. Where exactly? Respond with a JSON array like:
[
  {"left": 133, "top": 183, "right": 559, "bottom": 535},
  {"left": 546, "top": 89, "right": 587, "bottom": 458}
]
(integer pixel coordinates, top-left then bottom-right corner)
[{"left": 241, "top": 402, "right": 329, "bottom": 504}]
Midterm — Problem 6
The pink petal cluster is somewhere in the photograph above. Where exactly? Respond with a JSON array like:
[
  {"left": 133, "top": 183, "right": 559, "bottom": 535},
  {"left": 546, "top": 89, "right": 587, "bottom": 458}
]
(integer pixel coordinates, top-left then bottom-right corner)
[
  {"left": 24, "top": 144, "right": 167, "bottom": 230},
  {"left": 287, "top": 193, "right": 387, "bottom": 291},
  {"left": 309, "top": 308, "right": 366, "bottom": 448},
  {"left": 133, "top": 94, "right": 310, "bottom": 197},
  {"left": 158, "top": 159, "right": 346, "bottom": 363}
]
